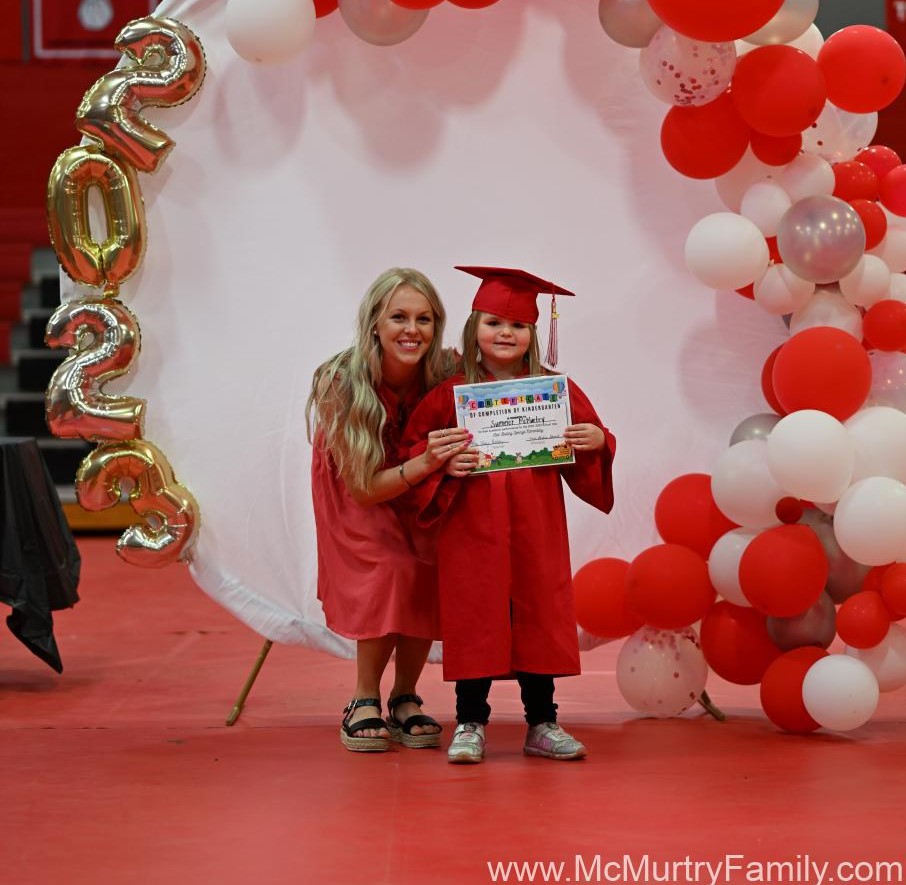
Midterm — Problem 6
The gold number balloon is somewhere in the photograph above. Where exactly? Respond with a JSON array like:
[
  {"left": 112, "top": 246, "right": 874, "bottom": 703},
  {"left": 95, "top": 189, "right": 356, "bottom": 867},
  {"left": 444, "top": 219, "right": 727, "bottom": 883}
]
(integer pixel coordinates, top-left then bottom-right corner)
[
  {"left": 45, "top": 298, "right": 145, "bottom": 441},
  {"left": 76, "top": 440, "right": 200, "bottom": 568},
  {"left": 46, "top": 145, "right": 147, "bottom": 292},
  {"left": 76, "top": 17, "right": 206, "bottom": 174}
]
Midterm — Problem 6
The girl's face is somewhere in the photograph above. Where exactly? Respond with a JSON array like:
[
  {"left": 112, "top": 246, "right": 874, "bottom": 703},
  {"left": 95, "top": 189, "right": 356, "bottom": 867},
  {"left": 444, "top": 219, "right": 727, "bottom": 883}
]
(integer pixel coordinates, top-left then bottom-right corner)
[
  {"left": 375, "top": 285, "right": 435, "bottom": 374},
  {"left": 475, "top": 312, "right": 531, "bottom": 376}
]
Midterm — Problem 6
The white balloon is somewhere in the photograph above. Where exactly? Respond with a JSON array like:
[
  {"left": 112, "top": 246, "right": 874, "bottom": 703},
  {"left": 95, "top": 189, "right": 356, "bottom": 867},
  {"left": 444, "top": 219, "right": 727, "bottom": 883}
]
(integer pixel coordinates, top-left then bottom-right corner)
[
  {"left": 801, "top": 103, "right": 878, "bottom": 164},
  {"left": 225, "top": 0, "right": 316, "bottom": 64},
  {"left": 753, "top": 263, "right": 815, "bottom": 315},
  {"left": 715, "top": 148, "right": 777, "bottom": 212},
  {"left": 740, "top": 180, "right": 792, "bottom": 236},
  {"left": 845, "top": 406, "right": 906, "bottom": 485},
  {"left": 867, "top": 350, "right": 906, "bottom": 411},
  {"left": 788, "top": 285, "right": 863, "bottom": 340},
  {"left": 743, "top": 0, "right": 818, "bottom": 45},
  {"left": 802, "top": 654, "right": 879, "bottom": 731},
  {"left": 707, "top": 528, "right": 757, "bottom": 606},
  {"left": 786, "top": 22, "right": 824, "bottom": 58},
  {"left": 834, "top": 476, "right": 906, "bottom": 566},
  {"left": 711, "top": 439, "right": 784, "bottom": 529},
  {"left": 839, "top": 255, "right": 893, "bottom": 308},
  {"left": 779, "top": 153, "right": 835, "bottom": 202},
  {"left": 888, "top": 272, "right": 906, "bottom": 302},
  {"left": 767, "top": 410, "right": 854, "bottom": 503},
  {"left": 869, "top": 227, "right": 906, "bottom": 274},
  {"left": 846, "top": 623, "right": 906, "bottom": 692},
  {"left": 684, "top": 213, "right": 770, "bottom": 291}
]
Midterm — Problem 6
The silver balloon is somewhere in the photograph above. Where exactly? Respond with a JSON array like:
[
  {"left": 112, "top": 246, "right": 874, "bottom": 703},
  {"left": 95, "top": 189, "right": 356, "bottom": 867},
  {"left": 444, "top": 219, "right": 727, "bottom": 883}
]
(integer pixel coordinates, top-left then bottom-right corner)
[
  {"left": 776, "top": 195, "right": 866, "bottom": 285},
  {"left": 799, "top": 507, "right": 869, "bottom": 603},
  {"left": 743, "top": 0, "right": 818, "bottom": 46},
  {"left": 766, "top": 591, "right": 836, "bottom": 650},
  {"left": 729, "top": 412, "right": 781, "bottom": 446},
  {"left": 339, "top": 0, "right": 429, "bottom": 46},
  {"left": 598, "top": 0, "right": 662, "bottom": 48}
]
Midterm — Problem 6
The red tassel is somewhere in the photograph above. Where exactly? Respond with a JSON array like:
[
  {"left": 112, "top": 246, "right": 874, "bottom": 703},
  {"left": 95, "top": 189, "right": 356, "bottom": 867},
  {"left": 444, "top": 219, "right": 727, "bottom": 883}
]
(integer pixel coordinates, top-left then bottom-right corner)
[{"left": 545, "top": 294, "right": 559, "bottom": 367}]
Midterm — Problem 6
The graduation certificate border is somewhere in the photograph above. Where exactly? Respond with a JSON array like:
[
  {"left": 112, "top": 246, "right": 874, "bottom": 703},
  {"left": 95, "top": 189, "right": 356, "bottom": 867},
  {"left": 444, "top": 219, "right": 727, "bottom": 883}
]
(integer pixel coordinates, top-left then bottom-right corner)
[{"left": 453, "top": 375, "right": 575, "bottom": 474}]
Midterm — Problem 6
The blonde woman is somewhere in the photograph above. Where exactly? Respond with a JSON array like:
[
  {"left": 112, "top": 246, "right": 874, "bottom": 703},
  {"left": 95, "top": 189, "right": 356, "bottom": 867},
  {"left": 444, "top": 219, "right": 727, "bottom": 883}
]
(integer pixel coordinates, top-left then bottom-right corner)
[{"left": 307, "top": 268, "right": 470, "bottom": 752}]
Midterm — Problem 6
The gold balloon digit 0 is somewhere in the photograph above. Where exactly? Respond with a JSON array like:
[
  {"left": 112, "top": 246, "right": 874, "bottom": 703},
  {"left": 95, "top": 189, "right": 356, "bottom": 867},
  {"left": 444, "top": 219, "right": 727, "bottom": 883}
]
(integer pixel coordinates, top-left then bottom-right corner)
[
  {"left": 76, "top": 17, "right": 206, "bottom": 174},
  {"left": 45, "top": 298, "right": 145, "bottom": 442},
  {"left": 46, "top": 145, "right": 147, "bottom": 292},
  {"left": 76, "top": 440, "right": 200, "bottom": 568}
]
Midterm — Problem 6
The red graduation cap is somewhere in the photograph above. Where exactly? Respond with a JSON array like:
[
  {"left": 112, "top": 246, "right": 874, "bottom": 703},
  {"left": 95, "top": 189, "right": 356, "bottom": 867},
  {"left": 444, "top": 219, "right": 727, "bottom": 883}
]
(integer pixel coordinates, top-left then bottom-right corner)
[{"left": 455, "top": 266, "right": 575, "bottom": 365}]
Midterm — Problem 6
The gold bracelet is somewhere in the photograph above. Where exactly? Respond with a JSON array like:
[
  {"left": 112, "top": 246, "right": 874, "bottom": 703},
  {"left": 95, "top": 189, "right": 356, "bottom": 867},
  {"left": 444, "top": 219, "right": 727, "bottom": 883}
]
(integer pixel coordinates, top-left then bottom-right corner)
[{"left": 399, "top": 462, "right": 415, "bottom": 489}]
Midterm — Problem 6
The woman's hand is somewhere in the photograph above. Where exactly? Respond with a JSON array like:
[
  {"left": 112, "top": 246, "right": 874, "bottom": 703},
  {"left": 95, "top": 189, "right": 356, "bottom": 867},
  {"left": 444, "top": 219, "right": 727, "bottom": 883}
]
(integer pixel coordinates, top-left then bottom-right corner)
[
  {"left": 564, "top": 423, "right": 605, "bottom": 452},
  {"left": 424, "top": 427, "right": 472, "bottom": 470},
  {"left": 446, "top": 448, "right": 480, "bottom": 477}
]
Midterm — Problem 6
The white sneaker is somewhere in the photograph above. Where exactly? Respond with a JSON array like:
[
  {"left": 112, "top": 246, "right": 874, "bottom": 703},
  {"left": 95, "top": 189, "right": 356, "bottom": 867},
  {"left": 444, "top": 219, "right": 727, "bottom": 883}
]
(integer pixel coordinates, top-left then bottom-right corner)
[
  {"left": 523, "top": 722, "right": 586, "bottom": 760},
  {"left": 447, "top": 722, "right": 486, "bottom": 764}
]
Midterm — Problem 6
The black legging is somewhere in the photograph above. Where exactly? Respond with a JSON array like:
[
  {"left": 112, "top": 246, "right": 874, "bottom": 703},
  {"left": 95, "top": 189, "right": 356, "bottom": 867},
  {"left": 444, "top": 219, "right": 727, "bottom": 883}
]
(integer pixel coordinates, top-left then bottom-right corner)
[{"left": 455, "top": 673, "right": 558, "bottom": 726}]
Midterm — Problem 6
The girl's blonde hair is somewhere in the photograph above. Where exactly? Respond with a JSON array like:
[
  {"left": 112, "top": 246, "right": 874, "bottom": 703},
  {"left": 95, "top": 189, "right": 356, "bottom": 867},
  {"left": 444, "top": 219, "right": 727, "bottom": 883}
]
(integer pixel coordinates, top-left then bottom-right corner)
[
  {"left": 307, "top": 268, "right": 450, "bottom": 491},
  {"left": 460, "top": 310, "right": 543, "bottom": 383}
]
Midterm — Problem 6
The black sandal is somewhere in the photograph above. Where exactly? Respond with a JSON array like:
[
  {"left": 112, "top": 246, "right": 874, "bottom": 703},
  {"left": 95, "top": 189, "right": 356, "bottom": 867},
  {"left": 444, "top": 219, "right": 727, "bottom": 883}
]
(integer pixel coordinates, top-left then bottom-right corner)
[
  {"left": 340, "top": 698, "right": 390, "bottom": 752},
  {"left": 386, "top": 693, "right": 442, "bottom": 749}
]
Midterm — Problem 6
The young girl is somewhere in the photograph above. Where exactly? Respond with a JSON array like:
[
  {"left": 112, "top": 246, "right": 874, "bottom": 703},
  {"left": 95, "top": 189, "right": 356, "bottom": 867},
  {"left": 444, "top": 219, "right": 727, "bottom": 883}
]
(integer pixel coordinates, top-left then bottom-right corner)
[{"left": 402, "top": 266, "right": 616, "bottom": 763}]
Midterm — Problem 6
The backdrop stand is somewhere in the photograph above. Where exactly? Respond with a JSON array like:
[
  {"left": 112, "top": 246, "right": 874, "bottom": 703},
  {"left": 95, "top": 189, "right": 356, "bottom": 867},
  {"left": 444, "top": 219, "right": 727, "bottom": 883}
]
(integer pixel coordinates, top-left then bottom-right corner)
[{"left": 225, "top": 639, "right": 273, "bottom": 726}]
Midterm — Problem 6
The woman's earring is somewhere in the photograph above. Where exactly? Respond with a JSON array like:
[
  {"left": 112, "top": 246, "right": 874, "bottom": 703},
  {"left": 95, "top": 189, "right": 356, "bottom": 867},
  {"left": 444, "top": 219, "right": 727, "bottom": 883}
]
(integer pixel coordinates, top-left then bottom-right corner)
[{"left": 475, "top": 346, "right": 482, "bottom": 364}]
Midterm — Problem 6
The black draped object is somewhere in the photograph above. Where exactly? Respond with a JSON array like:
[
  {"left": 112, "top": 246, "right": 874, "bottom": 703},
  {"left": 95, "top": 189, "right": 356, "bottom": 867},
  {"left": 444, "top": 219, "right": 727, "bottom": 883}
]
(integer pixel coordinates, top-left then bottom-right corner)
[{"left": 0, "top": 438, "right": 80, "bottom": 673}]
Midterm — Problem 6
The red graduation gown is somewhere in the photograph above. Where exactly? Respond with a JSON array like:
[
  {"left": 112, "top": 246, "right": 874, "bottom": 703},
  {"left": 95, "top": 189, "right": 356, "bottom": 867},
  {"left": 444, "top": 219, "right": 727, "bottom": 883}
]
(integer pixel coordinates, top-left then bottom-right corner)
[
  {"left": 311, "top": 382, "right": 439, "bottom": 641},
  {"left": 402, "top": 374, "right": 615, "bottom": 681}
]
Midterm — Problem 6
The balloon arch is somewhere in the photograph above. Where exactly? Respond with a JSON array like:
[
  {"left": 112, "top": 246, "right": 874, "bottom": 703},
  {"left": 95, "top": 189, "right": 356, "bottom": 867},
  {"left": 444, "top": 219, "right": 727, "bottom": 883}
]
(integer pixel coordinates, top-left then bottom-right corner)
[{"left": 44, "top": 0, "right": 906, "bottom": 735}]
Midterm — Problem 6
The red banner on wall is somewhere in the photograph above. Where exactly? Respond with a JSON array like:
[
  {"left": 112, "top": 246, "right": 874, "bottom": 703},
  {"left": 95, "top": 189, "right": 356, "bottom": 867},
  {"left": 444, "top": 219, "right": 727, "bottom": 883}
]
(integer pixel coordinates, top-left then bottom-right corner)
[
  {"left": 32, "top": 0, "right": 156, "bottom": 59},
  {"left": 888, "top": 0, "right": 906, "bottom": 45}
]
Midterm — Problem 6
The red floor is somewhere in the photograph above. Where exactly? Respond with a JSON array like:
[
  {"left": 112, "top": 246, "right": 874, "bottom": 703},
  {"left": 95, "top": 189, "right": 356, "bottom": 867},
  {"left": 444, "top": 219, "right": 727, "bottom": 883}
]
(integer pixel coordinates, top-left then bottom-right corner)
[{"left": 3, "top": 537, "right": 906, "bottom": 885}]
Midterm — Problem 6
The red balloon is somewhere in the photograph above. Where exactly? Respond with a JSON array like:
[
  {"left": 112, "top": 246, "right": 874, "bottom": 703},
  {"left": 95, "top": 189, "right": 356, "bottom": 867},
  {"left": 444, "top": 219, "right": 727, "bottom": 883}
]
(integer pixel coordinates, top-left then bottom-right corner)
[
  {"left": 700, "top": 601, "right": 782, "bottom": 685},
  {"left": 735, "top": 283, "right": 756, "bottom": 299},
  {"left": 759, "top": 647, "right": 827, "bottom": 733},
  {"left": 837, "top": 590, "right": 893, "bottom": 648},
  {"left": 849, "top": 198, "right": 888, "bottom": 250},
  {"left": 750, "top": 131, "right": 803, "bottom": 166},
  {"left": 760, "top": 344, "right": 787, "bottom": 416},
  {"left": 772, "top": 327, "right": 872, "bottom": 420},
  {"left": 862, "top": 564, "right": 892, "bottom": 594},
  {"left": 775, "top": 496, "right": 804, "bottom": 524},
  {"left": 314, "top": 0, "right": 339, "bottom": 15},
  {"left": 765, "top": 236, "right": 782, "bottom": 263},
  {"left": 833, "top": 161, "right": 879, "bottom": 202},
  {"left": 626, "top": 544, "right": 716, "bottom": 631},
  {"left": 573, "top": 558, "right": 642, "bottom": 640},
  {"left": 739, "top": 525, "right": 828, "bottom": 617},
  {"left": 856, "top": 145, "right": 903, "bottom": 179},
  {"left": 880, "top": 563, "right": 906, "bottom": 619},
  {"left": 660, "top": 92, "right": 751, "bottom": 180},
  {"left": 646, "top": 0, "right": 783, "bottom": 42},
  {"left": 448, "top": 0, "right": 499, "bottom": 6},
  {"left": 863, "top": 300, "right": 906, "bottom": 351},
  {"left": 818, "top": 26, "right": 906, "bottom": 114},
  {"left": 731, "top": 45, "right": 827, "bottom": 138},
  {"left": 879, "top": 164, "right": 906, "bottom": 217},
  {"left": 654, "top": 473, "right": 738, "bottom": 559}
]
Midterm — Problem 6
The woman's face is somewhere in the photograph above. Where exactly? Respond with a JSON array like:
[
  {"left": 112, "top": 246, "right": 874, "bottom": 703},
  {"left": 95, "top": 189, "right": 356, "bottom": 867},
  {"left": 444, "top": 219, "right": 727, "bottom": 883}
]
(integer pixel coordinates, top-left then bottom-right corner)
[{"left": 374, "top": 285, "right": 436, "bottom": 373}]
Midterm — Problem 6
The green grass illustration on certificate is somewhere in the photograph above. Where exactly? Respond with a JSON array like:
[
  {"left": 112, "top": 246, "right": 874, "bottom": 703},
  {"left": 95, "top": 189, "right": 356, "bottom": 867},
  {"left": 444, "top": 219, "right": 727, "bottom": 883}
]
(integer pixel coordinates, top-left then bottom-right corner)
[{"left": 453, "top": 375, "right": 575, "bottom": 474}]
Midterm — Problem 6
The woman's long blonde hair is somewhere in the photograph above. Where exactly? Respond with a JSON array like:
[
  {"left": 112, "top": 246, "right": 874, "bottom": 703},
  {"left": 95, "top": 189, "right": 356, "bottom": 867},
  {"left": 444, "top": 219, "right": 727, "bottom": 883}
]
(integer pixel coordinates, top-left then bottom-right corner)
[
  {"left": 460, "top": 311, "right": 543, "bottom": 383},
  {"left": 307, "top": 268, "right": 449, "bottom": 491}
]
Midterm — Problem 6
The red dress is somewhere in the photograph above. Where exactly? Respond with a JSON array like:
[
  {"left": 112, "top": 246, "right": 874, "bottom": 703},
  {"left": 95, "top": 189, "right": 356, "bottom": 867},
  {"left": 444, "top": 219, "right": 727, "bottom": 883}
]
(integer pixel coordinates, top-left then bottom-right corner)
[
  {"left": 311, "top": 383, "right": 439, "bottom": 641},
  {"left": 402, "top": 374, "right": 616, "bottom": 681}
]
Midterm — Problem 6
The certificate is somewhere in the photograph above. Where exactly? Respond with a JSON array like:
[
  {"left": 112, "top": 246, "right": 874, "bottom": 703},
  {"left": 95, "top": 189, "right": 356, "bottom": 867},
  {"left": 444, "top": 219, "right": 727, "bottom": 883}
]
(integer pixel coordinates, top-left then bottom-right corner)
[{"left": 452, "top": 375, "right": 575, "bottom": 474}]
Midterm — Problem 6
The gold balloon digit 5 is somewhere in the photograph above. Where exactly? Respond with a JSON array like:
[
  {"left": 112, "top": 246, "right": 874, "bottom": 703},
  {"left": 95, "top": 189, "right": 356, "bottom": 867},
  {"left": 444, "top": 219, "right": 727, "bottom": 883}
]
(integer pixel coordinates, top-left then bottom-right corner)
[
  {"left": 46, "top": 145, "right": 147, "bottom": 292},
  {"left": 76, "top": 440, "right": 200, "bottom": 568},
  {"left": 45, "top": 299, "right": 145, "bottom": 441},
  {"left": 76, "top": 17, "right": 206, "bottom": 174}
]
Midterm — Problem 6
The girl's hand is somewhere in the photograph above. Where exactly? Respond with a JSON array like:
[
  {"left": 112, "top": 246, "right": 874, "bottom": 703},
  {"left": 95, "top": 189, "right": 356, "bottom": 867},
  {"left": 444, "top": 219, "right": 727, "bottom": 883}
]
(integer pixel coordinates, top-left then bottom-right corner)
[
  {"left": 425, "top": 427, "right": 472, "bottom": 470},
  {"left": 564, "top": 423, "right": 605, "bottom": 452},
  {"left": 446, "top": 448, "right": 479, "bottom": 477}
]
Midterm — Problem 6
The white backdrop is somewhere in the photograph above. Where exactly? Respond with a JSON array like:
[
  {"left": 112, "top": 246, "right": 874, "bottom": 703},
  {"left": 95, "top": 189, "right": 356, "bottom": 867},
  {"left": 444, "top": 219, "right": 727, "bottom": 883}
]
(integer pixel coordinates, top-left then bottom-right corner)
[{"left": 64, "top": 0, "right": 785, "bottom": 655}]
